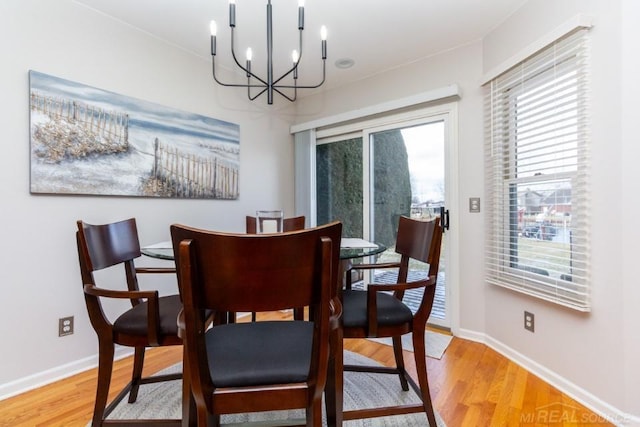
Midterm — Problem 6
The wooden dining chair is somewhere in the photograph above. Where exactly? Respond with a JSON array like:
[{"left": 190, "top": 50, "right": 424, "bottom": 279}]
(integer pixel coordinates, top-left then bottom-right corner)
[
  {"left": 327, "top": 216, "right": 443, "bottom": 426},
  {"left": 245, "top": 214, "right": 306, "bottom": 234},
  {"left": 245, "top": 214, "right": 306, "bottom": 321},
  {"left": 76, "top": 218, "right": 182, "bottom": 426},
  {"left": 171, "top": 221, "right": 342, "bottom": 427}
]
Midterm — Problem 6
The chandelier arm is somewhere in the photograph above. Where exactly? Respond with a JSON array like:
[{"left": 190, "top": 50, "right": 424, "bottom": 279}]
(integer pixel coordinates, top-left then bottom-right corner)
[
  {"left": 272, "top": 66, "right": 297, "bottom": 87},
  {"left": 272, "top": 86, "right": 297, "bottom": 102},
  {"left": 273, "top": 29, "right": 302, "bottom": 87},
  {"left": 272, "top": 29, "right": 304, "bottom": 87},
  {"left": 229, "top": 29, "right": 269, "bottom": 87},
  {"left": 212, "top": 57, "right": 268, "bottom": 88},
  {"left": 248, "top": 86, "right": 269, "bottom": 101},
  {"left": 275, "top": 60, "right": 326, "bottom": 89}
]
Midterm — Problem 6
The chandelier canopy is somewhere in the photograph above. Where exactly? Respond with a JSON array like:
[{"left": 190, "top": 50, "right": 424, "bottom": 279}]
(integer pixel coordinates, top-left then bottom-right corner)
[{"left": 209, "top": 0, "right": 327, "bottom": 105}]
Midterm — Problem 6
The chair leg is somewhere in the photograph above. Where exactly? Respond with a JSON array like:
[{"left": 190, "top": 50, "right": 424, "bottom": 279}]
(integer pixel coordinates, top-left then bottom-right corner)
[
  {"left": 306, "top": 398, "right": 323, "bottom": 427},
  {"left": 182, "top": 346, "right": 196, "bottom": 427},
  {"left": 128, "top": 346, "right": 145, "bottom": 403},
  {"left": 204, "top": 410, "right": 219, "bottom": 427},
  {"left": 413, "top": 331, "right": 437, "bottom": 426},
  {"left": 92, "top": 340, "right": 115, "bottom": 426},
  {"left": 324, "top": 327, "right": 343, "bottom": 427},
  {"left": 392, "top": 336, "right": 409, "bottom": 391}
]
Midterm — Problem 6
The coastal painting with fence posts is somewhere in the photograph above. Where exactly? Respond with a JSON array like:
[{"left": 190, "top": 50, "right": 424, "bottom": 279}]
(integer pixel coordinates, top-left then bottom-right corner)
[{"left": 29, "top": 70, "right": 240, "bottom": 199}]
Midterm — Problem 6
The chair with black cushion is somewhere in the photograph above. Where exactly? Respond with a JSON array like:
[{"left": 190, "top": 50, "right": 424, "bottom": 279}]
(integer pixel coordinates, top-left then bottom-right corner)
[
  {"left": 76, "top": 218, "right": 182, "bottom": 426},
  {"left": 245, "top": 214, "right": 306, "bottom": 321},
  {"left": 171, "top": 221, "right": 342, "bottom": 427},
  {"left": 327, "top": 216, "right": 443, "bottom": 426}
]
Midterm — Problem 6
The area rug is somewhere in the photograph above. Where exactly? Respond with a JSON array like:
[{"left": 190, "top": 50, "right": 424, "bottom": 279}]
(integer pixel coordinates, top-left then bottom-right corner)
[
  {"left": 104, "top": 351, "right": 446, "bottom": 426},
  {"left": 368, "top": 331, "right": 453, "bottom": 359}
]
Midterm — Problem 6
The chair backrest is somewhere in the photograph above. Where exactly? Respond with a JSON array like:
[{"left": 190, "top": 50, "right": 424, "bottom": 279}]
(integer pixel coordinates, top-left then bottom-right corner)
[
  {"left": 171, "top": 221, "right": 341, "bottom": 315},
  {"left": 76, "top": 218, "right": 141, "bottom": 291},
  {"left": 394, "top": 216, "right": 442, "bottom": 283},
  {"left": 76, "top": 218, "right": 146, "bottom": 335},
  {"left": 245, "top": 215, "right": 306, "bottom": 234}
]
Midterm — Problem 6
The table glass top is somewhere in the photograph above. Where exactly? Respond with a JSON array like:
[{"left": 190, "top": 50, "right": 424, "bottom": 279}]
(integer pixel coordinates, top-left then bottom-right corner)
[{"left": 141, "top": 238, "right": 386, "bottom": 261}]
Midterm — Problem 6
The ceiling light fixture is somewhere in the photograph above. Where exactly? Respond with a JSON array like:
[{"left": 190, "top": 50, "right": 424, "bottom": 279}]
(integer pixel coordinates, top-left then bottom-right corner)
[
  {"left": 335, "top": 58, "right": 355, "bottom": 69},
  {"left": 210, "top": 0, "right": 327, "bottom": 105}
]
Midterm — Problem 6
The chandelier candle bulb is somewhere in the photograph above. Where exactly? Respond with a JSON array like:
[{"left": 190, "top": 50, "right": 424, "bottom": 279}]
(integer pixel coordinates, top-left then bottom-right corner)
[
  {"left": 321, "top": 26, "right": 327, "bottom": 59},
  {"left": 209, "top": 21, "right": 217, "bottom": 55}
]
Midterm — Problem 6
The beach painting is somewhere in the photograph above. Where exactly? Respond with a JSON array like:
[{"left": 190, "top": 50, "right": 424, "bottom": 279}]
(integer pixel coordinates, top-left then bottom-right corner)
[{"left": 29, "top": 70, "right": 240, "bottom": 199}]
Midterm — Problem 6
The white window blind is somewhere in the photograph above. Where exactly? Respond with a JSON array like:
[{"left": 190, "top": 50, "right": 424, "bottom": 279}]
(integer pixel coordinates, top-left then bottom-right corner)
[{"left": 484, "top": 28, "right": 591, "bottom": 311}]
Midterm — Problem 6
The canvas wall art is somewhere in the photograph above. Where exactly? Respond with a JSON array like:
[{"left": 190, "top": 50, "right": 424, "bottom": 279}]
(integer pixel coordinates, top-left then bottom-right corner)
[{"left": 29, "top": 70, "right": 240, "bottom": 199}]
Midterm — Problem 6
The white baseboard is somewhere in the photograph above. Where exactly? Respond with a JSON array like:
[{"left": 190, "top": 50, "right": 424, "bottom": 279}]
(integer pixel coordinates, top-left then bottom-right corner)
[
  {"left": 0, "top": 347, "right": 133, "bottom": 401},
  {"left": 456, "top": 328, "right": 639, "bottom": 427}
]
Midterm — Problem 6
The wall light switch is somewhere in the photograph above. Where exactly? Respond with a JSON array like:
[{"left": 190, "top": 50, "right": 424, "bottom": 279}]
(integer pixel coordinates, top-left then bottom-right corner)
[{"left": 469, "top": 197, "right": 481, "bottom": 213}]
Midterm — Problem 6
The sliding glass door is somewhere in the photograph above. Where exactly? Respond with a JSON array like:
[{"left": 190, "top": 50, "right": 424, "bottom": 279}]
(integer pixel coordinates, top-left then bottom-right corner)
[{"left": 315, "top": 113, "right": 451, "bottom": 327}]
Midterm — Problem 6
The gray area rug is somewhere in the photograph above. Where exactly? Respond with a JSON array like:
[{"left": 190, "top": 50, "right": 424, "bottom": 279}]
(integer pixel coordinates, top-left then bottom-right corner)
[
  {"left": 104, "top": 351, "right": 446, "bottom": 426},
  {"left": 368, "top": 331, "right": 453, "bottom": 359}
]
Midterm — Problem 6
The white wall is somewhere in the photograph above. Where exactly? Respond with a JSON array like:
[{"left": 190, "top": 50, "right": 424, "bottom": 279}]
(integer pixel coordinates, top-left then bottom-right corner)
[
  {"left": 620, "top": 0, "right": 640, "bottom": 418},
  {"left": 0, "top": 0, "right": 296, "bottom": 398}
]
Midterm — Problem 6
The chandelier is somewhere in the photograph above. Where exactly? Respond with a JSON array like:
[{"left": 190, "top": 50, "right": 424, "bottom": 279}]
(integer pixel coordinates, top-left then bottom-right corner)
[{"left": 209, "top": 0, "right": 327, "bottom": 105}]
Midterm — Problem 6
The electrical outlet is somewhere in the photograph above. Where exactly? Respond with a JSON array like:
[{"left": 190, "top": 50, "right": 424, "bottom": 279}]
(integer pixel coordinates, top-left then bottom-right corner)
[
  {"left": 524, "top": 311, "right": 535, "bottom": 332},
  {"left": 469, "top": 197, "right": 481, "bottom": 213},
  {"left": 58, "top": 316, "right": 74, "bottom": 337}
]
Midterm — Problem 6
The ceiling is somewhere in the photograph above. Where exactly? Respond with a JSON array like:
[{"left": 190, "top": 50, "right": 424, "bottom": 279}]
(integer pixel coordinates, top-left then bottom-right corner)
[{"left": 74, "top": 0, "right": 526, "bottom": 95}]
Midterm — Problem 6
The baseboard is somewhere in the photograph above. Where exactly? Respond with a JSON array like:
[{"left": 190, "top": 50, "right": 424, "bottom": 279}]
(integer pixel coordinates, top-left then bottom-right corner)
[
  {"left": 456, "top": 328, "right": 638, "bottom": 427},
  {"left": 0, "top": 347, "right": 133, "bottom": 401}
]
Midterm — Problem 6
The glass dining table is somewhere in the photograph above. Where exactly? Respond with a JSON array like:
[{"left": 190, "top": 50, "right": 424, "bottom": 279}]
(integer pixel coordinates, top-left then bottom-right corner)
[
  {"left": 141, "top": 236, "right": 386, "bottom": 308},
  {"left": 142, "top": 237, "right": 386, "bottom": 263}
]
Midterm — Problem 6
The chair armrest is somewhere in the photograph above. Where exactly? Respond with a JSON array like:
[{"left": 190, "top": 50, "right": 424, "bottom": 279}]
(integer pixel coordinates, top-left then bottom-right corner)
[
  {"left": 345, "top": 261, "right": 401, "bottom": 290},
  {"left": 83, "top": 283, "right": 158, "bottom": 300},
  {"left": 367, "top": 276, "right": 434, "bottom": 293},
  {"left": 136, "top": 267, "right": 176, "bottom": 274},
  {"left": 365, "top": 276, "right": 436, "bottom": 336},
  {"left": 348, "top": 261, "right": 401, "bottom": 272},
  {"left": 83, "top": 284, "right": 162, "bottom": 346}
]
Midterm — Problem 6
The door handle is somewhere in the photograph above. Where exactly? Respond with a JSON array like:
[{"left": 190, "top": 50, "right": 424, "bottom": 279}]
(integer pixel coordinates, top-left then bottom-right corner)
[{"left": 439, "top": 206, "right": 450, "bottom": 232}]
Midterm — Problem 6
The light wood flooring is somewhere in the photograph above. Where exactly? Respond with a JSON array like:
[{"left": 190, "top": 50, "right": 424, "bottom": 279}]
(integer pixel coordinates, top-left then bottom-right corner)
[{"left": 0, "top": 311, "right": 611, "bottom": 427}]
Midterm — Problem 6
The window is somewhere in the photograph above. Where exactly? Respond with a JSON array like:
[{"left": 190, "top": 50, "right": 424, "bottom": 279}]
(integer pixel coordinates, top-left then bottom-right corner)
[{"left": 485, "top": 29, "right": 591, "bottom": 311}]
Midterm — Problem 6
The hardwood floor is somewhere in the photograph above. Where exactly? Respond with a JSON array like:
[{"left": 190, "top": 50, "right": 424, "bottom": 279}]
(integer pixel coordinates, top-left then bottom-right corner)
[{"left": 0, "top": 312, "right": 611, "bottom": 427}]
